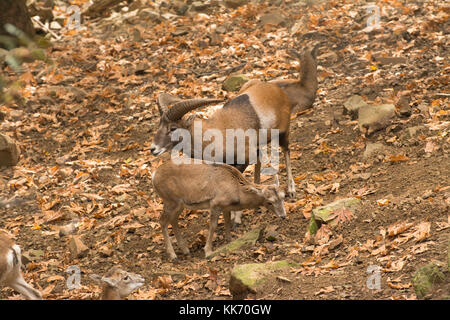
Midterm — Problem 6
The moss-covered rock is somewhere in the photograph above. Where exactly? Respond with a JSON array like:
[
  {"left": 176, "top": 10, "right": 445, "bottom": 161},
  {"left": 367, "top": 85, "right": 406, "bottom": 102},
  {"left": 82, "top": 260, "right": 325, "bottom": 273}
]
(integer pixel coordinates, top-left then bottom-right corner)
[
  {"left": 208, "top": 228, "right": 263, "bottom": 259},
  {"left": 309, "top": 197, "right": 361, "bottom": 234},
  {"left": 229, "top": 260, "right": 298, "bottom": 299},
  {"left": 223, "top": 74, "right": 249, "bottom": 92},
  {"left": 412, "top": 263, "right": 445, "bottom": 299}
]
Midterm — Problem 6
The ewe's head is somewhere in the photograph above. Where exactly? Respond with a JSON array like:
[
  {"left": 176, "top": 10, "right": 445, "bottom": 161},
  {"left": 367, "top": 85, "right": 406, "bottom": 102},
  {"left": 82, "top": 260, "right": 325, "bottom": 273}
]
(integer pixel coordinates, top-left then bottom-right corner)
[
  {"left": 150, "top": 93, "right": 223, "bottom": 156},
  {"left": 260, "top": 183, "right": 286, "bottom": 219},
  {"left": 91, "top": 266, "right": 145, "bottom": 299}
]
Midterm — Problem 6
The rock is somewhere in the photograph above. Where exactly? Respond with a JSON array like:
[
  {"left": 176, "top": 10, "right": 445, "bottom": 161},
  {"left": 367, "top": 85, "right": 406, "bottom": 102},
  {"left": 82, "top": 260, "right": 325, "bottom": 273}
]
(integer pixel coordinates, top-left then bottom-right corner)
[
  {"left": 412, "top": 263, "right": 445, "bottom": 298},
  {"left": 50, "top": 21, "right": 62, "bottom": 30},
  {"left": 224, "top": 0, "right": 249, "bottom": 9},
  {"left": 191, "top": 1, "right": 210, "bottom": 12},
  {"left": 229, "top": 260, "right": 298, "bottom": 299},
  {"left": 223, "top": 74, "right": 249, "bottom": 92},
  {"left": 363, "top": 142, "right": 387, "bottom": 159},
  {"left": 68, "top": 236, "right": 89, "bottom": 260},
  {"left": 396, "top": 95, "right": 412, "bottom": 117},
  {"left": 259, "top": 12, "right": 286, "bottom": 27},
  {"left": 171, "top": 27, "right": 190, "bottom": 37},
  {"left": 21, "top": 249, "right": 45, "bottom": 265},
  {"left": 405, "top": 126, "right": 426, "bottom": 139},
  {"left": 343, "top": 95, "right": 369, "bottom": 120},
  {"left": 99, "top": 244, "right": 113, "bottom": 257},
  {"left": 138, "top": 9, "right": 161, "bottom": 22},
  {"left": 264, "top": 225, "right": 278, "bottom": 242},
  {"left": 310, "top": 198, "right": 362, "bottom": 232},
  {"left": 208, "top": 228, "right": 263, "bottom": 259},
  {"left": 358, "top": 104, "right": 396, "bottom": 135},
  {"left": 58, "top": 221, "right": 78, "bottom": 237},
  {"left": 0, "top": 134, "right": 20, "bottom": 166},
  {"left": 373, "top": 56, "right": 407, "bottom": 65}
]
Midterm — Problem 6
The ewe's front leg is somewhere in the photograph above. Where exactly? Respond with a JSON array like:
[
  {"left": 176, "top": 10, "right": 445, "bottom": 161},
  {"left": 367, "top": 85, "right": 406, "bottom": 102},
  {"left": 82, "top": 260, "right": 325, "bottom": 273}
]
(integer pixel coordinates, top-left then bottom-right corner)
[{"left": 204, "top": 208, "right": 220, "bottom": 259}]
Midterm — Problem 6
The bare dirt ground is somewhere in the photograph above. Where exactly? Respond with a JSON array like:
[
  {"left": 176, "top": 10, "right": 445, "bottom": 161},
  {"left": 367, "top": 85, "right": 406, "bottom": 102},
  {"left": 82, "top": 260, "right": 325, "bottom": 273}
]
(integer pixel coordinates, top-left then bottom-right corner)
[{"left": 0, "top": 0, "right": 449, "bottom": 300}]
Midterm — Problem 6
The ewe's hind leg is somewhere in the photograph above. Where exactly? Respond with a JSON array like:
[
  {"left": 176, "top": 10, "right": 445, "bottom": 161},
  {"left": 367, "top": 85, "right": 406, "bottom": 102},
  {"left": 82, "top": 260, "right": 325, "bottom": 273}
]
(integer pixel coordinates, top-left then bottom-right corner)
[
  {"left": 204, "top": 208, "right": 220, "bottom": 258},
  {"left": 223, "top": 210, "right": 232, "bottom": 242},
  {"left": 160, "top": 203, "right": 182, "bottom": 261}
]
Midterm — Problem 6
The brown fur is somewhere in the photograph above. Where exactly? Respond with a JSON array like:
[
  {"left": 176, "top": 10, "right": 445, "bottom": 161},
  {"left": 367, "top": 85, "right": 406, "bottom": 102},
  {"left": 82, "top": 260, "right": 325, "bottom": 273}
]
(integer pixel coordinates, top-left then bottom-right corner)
[{"left": 152, "top": 160, "right": 286, "bottom": 260}]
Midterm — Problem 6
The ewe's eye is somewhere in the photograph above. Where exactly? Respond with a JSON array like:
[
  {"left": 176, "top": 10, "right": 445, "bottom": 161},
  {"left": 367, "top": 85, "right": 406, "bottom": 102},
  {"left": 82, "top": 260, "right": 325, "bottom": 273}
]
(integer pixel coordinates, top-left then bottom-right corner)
[
  {"left": 169, "top": 127, "right": 177, "bottom": 132},
  {"left": 123, "top": 276, "right": 130, "bottom": 281}
]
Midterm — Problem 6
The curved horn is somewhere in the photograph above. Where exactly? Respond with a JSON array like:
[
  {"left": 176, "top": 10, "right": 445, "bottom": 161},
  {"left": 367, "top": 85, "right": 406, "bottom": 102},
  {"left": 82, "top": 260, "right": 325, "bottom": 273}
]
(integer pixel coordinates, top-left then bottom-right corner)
[
  {"left": 157, "top": 93, "right": 182, "bottom": 115},
  {"left": 166, "top": 98, "right": 224, "bottom": 121}
]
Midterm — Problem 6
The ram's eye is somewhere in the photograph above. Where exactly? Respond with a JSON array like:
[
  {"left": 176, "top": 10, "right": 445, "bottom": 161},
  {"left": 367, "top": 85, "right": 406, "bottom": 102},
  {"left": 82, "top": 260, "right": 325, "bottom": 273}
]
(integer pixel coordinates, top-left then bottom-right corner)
[
  {"left": 123, "top": 276, "right": 130, "bottom": 281},
  {"left": 169, "top": 127, "right": 177, "bottom": 132}
]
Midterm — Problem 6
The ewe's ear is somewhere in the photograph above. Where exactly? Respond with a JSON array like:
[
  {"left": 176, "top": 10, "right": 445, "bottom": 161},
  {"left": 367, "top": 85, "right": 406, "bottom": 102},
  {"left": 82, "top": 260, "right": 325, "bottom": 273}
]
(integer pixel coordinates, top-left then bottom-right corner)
[
  {"left": 100, "top": 276, "right": 118, "bottom": 287},
  {"left": 90, "top": 274, "right": 102, "bottom": 283},
  {"left": 243, "top": 185, "right": 262, "bottom": 195}
]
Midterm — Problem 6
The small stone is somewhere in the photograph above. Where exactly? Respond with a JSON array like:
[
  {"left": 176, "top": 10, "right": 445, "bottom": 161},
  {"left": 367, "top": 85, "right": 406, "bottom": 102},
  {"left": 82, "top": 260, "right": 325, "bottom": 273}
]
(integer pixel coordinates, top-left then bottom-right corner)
[
  {"left": 192, "top": 1, "right": 210, "bottom": 12},
  {"left": 0, "top": 134, "right": 20, "bottom": 167},
  {"left": 59, "top": 222, "right": 78, "bottom": 237},
  {"left": 224, "top": 0, "right": 249, "bottom": 9},
  {"left": 68, "top": 236, "right": 89, "bottom": 259},
  {"left": 139, "top": 9, "right": 161, "bottom": 21},
  {"left": 260, "top": 12, "right": 286, "bottom": 27},
  {"left": 265, "top": 225, "right": 278, "bottom": 242},
  {"left": 422, "top": 190, "right": 435, "bottom": 199},
  {"left": 373, "top": 56, "right": 407, "bottom": 65},
  {"left": 343, "top": 95, "right": 368, "bottom": 120},
  {"left": 358, "top": 104, "right": 396, "bottom": 135},
  {"left": 363, "top": 142, "right": 386, "bottom": 160},
  {"left": 99, "top": 244, "right": 113, "bottom": 257},
  {"left": 171, "top": 27, "right": 189, "bottom": 37}
]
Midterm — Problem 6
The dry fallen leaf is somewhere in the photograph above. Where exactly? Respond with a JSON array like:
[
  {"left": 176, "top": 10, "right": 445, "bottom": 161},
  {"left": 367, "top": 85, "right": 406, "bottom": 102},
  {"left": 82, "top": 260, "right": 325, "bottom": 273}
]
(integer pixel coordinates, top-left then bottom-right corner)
[
  {"left": 387, "top": 221, "right": 414, "bottom": 237},
  {"left": 314, "top": 286, "right": 335, "bottom": 295}
]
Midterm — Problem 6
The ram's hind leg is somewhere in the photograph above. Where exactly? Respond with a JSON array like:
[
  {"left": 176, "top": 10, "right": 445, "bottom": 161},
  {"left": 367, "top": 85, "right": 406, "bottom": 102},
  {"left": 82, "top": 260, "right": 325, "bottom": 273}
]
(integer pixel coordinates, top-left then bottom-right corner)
[{"left": 280, "top": 131, "right": 296, "bottom": 198}]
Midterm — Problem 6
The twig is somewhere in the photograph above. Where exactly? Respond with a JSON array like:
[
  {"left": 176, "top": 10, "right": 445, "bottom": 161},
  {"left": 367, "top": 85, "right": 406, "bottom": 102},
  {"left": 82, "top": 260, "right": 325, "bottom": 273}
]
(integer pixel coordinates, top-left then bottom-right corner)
[{"left": 31, "top": 17, "right": 61, "bottom": 40}]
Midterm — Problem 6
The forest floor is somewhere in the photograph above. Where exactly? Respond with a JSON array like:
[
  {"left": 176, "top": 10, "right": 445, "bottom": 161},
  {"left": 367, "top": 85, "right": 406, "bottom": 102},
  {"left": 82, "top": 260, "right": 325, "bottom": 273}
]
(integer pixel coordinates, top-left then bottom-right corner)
[{"left": 0, "top": 0, "right": 449, "bottom": 300}]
